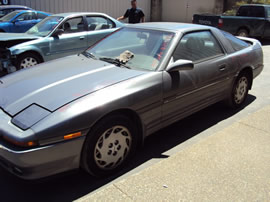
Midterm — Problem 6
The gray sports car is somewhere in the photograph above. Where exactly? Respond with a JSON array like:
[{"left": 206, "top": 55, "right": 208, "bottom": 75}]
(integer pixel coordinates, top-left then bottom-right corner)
[
  {"left": 0, "top": 23, "right": 263, "bottom": 179},
  {"left": 0, "top": 12, "right": 122, "bottom": 73}
]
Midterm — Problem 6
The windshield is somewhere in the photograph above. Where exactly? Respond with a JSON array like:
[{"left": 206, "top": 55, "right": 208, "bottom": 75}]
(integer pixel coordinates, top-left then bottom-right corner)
[
  {"left": 87, "top": 27, "right": 175, "bottom": 71},
  {"left": 26, "top": 16, "right": 64, "bottom": 37},
  {"left": 0, "top": 11, "right": 20, "bottom": 22}
]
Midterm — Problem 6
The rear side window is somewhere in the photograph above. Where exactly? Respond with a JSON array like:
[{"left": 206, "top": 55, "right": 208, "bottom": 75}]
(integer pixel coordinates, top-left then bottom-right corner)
[
  {"left": 173, "top": 31, "right": 224, "bottom": 62},
  {"left": 86, "top": 16, "right": 115, "bottom": 31},
  {"left": 237, "top": 6, "right": 265, "bottom": 17},
  {"left": 37, "top": 13, "right": 48, "bottom": 19},
  {"left": 267, "top": 7, "right": 270, "bottom": 18},
  {"left": 222, "top": 31, "right": 249, "bottom": 51}
]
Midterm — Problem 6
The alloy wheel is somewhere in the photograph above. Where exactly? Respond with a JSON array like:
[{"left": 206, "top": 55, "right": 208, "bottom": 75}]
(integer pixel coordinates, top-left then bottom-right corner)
[
  {"left": 20, "top": 57, "right": 38, "bottom": 69},
  {"left": 234, "top": 76, "right": 248, "bottom": 104},
  {"left": 94, "top": 125, "right": 132, "bottom": 170}
]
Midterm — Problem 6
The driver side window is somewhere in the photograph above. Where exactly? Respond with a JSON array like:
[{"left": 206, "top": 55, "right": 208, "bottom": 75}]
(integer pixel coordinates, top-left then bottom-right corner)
[
  {"left": 16, "top": 12, "right": 35, "bottom": 21},
  {"left": 61, "top": 17, "right": 85, "bottom": 34},
  {"left": 173, "top": 31, "right": 224, "bottom": 62}
]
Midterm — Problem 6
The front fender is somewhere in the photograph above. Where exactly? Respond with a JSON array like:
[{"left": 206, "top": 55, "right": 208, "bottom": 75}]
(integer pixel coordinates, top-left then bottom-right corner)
[
  {"left": 9, "top": 45, "right": 44, "bottom": 58},
  {"left": 31, "top": 72, "right": 163, "bottom": 143}
]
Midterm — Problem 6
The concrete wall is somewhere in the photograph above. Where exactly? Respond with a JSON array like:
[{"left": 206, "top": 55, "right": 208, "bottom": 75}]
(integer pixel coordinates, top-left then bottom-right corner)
[
  {"left": 162, "top": 0, "right": 224, "bottom": 23},
  {"left": 10, "top": 0, "right": 151, "bottom": 21}
]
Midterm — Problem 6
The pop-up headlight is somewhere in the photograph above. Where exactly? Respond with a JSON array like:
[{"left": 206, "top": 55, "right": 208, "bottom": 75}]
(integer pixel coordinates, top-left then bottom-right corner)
[{"left": 12, "top": 104, "right": 51, "bottom": 130}]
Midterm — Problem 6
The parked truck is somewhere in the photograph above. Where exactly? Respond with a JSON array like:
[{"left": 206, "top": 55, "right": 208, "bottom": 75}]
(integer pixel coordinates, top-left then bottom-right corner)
[{"left": 193, "top": 4, "right": 270, "bottom": 38}]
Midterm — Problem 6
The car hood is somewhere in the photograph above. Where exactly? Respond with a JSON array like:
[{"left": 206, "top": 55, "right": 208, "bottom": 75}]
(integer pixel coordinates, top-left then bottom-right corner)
[
  {"left": 0, "top": 33, "right": 40, "bottom": 41},
  {"left": 0, "top": 55, "right": 146, "bottom": 116}
]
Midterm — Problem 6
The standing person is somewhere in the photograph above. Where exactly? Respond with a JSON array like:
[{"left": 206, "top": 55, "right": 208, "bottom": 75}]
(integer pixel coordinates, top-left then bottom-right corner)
[{"left": 117, "top": 0, "right": 145, "bottom": 23}]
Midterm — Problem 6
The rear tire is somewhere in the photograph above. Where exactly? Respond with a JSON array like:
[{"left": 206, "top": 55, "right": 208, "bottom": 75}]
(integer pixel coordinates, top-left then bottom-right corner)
[
  {"left": 226, "top": 72, "right": 250, "bottom": 109},
  {"left": 81, "top": 114, "right": 138, "bottom": 177},
  {"left": 237, "top": 29, "right": 249, "bottom": 37}
]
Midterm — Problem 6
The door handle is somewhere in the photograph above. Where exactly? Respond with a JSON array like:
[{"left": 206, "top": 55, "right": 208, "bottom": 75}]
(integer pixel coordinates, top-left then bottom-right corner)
[
  {"left": 219, "top": 64, "right": 227, "bottom": 71},
  {"left": 79, "top": 37, "right": 85, "bottom": 40}
]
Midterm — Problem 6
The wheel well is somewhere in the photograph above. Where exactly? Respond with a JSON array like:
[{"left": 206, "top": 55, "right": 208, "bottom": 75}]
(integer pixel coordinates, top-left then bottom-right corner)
[
  {"left": 18, "top": 51, "right": 44, "bottom": 63},
  {"left": 237, "top": 27, "right": 249, "bottom": 34},
  {"left": 0, "top": 29, "right": 5, "bottom": 32},
  {"left": 239, "top": 67, "right": 253, "bottom": 90},
  {"left": 93, "top": 109, "right": 144, "bottom": 147}
]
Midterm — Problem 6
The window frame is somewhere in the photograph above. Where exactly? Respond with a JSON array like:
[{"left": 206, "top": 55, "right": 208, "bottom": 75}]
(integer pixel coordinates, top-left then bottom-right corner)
[
  {"left": 221, "top": 30, "right": 250, "bottom": 52},
  {"left": 172, "top": 30, "right": 225, "bottom": 64},
  {"left": 59, "top": 16, "right": 87, "bottom": 34},
  {"left": 15, "top": 11, "right": 36, "bottom": 21}
]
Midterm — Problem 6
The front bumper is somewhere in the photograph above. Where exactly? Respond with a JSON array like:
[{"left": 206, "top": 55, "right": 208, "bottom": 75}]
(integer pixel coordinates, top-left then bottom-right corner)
[
  {"left": 0, "top": 137, "right": 85, "bottom": 180},
  {"left": 0, "top": 49, "right": 16, "bottom": 73},
  {"left": 0, "top": 109, "right": 86, "bottom": 180}
]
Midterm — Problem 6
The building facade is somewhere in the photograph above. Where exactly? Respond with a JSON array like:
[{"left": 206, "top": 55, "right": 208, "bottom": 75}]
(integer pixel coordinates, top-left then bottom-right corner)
[
  {"left": 10, "top": 0, "right": 224, "bottom": 23},
  {"left": 10, "top": 0, "right": 151, "bottom": 21}
]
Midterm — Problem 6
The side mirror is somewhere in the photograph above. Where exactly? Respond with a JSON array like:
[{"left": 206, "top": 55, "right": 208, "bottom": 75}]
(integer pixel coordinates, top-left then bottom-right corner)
[
  {"left": 167, "top": 59, "right": 194, "bottom": 72},
  {"left": 52, "top": 29, "right": 64, "bottom": 37}
]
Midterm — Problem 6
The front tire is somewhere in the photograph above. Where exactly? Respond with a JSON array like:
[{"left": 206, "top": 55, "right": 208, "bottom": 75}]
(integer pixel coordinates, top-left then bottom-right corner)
[
  {"left": 81, "top": 114, "right": 138, "bottom": 177},
  {"left": 227, "top": 72, "right": 250, "bottom": 109},
  {"left": 16, "top": 52, "right": 42, "bottom": 70}
]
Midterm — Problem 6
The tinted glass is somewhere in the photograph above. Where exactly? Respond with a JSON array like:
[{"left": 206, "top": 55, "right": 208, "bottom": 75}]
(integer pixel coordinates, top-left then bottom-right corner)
[
  {"left": 86, "top": 16, "right": 115, "bottom": 31},
  {"left": 173, "top": 31, "right": 223, "bottom": 62},
  {"left": 37, "top": 12, "right": 48, "bottom": 19},
  {"left": 222, "top": 31, "right": 250, "bottom": 51},
  {"left": 16, "top": 12, "right": 35, "bottom": 21},
  {"left": 237, "top": 6, "right": 265, "bottom": 17}
]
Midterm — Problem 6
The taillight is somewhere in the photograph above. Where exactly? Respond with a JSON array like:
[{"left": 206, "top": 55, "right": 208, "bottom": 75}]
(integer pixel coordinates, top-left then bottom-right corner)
[{"left": 218, "top": 19, "right": 223, "bottom": 28}]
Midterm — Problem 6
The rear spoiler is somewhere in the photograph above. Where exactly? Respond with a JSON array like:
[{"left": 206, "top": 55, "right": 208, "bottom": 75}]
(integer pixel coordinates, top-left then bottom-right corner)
[{"left": 237, "top": 36, "right": 262, "bottom": 47}]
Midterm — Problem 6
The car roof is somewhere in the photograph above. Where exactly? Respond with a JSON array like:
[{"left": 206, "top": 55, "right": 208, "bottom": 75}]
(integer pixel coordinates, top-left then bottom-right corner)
[
  {"left": 240, "top": 4, "right": 270, "bottom": 7},
  {"left": 0, "top": 5, "right": 30, "bottom": 9},
  {"left": 52, "top": 12, "right": 110, "bottom": 18},
  {"left": 125, "top": 22, "right": 213, "bottom": 33}
]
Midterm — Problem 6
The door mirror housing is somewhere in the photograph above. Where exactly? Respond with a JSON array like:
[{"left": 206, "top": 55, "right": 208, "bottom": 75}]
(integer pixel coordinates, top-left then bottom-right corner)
[
  {"left": 167, "top": 59, "right": 194, "bottom": 72},
  {"left": 52, "top": 29, "right": 64, "bottom": 37}
]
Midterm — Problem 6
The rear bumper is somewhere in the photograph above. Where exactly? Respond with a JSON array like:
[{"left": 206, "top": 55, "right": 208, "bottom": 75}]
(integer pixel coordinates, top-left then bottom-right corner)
[{"left": 253, "top": 64, "right": 263, "bottom": 79}]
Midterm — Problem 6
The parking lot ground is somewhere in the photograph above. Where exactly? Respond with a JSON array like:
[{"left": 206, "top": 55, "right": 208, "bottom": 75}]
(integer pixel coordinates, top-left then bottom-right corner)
[{"left": 78, "top": 104, "right": 270, "bottom": 202}]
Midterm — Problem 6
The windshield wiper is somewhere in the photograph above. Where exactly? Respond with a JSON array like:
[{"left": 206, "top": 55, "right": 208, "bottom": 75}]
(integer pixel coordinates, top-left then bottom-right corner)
[
  {"left": 99, "top": 57, "right": 131, "bottom": 69},
  {"left": 81, "top": 51, "right": 97, "bottom": 60},
  {"left": 99, "top": 51, "right": 134, "bottom": 69}
]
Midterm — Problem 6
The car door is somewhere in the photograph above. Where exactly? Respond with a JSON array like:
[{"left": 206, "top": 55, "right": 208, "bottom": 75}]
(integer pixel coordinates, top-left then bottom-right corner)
[
  {"left": 12, "top": 11, "right": 36, "bottom": 33},
  {"left": 162, "top": 30, "right": 230, "bottom": 125},
  {"left": 85, "top": 16, "right": 118, "bottom": 47},
  {"left": 48, "top": 16, "right": 88, "bottom": 60}
]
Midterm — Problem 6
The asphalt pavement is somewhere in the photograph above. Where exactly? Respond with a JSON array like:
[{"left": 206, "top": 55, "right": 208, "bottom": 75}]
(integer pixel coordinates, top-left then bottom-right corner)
[{"left": 0, "top": 40, "right": 270, "bottom": 202}]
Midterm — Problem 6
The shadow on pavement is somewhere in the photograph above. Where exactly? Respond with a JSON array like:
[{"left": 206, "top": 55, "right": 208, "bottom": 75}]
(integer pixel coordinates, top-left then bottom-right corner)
[{"left": 0, "top": 94, "right": 256, "bottom": 202}]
